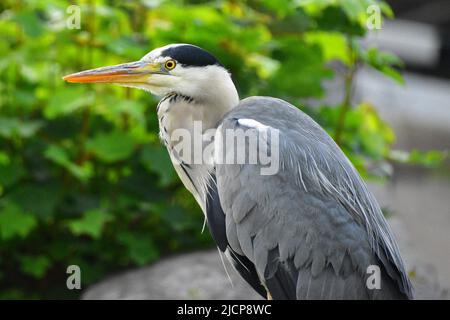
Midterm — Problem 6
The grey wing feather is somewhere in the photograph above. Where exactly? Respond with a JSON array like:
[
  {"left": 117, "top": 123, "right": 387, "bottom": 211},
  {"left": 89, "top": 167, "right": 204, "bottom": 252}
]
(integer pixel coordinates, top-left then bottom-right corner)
[
  {"left": 205, "top": 174, "right": 267, "bottom": 298},
  {"left": 215, "top": 96, "right": 413, "bottom": 299}
]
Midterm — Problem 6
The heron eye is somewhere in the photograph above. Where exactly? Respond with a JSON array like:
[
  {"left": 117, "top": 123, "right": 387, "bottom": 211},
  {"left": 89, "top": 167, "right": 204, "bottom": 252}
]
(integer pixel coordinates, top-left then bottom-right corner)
[{"left": 165, "top": 60, "right": 176, "bottom": 70}]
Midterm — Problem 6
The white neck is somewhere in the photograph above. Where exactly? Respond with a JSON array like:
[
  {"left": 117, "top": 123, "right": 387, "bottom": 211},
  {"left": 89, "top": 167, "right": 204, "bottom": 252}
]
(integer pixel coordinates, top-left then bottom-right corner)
[
  {"left": 157, "top": 66, "right": 239, "bottom": 137},
  {"left": 155, "top": 71, "right": 238, "bottom": 211}
]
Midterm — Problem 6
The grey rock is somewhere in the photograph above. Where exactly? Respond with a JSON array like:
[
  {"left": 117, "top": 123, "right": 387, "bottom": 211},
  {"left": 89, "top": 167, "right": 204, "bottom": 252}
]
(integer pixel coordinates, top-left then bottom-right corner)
[
  {"left": 82, "top": 247, "right": 447, "bottom": 299},
  {"left": 82, "top": 250, "right": 262, "bottom": 300}
]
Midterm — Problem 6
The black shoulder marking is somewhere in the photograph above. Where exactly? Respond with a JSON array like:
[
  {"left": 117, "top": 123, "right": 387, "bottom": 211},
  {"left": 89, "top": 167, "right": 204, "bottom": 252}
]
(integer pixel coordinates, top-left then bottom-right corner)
[
  {"left": 228, "top": 249, "right": 268, "bottom": 299},
  {"left": 205, "top": 175, "right": 228, "bottom": 251},
  {"left": 161, "top": 44, "right": 223, "bottom": 67}
]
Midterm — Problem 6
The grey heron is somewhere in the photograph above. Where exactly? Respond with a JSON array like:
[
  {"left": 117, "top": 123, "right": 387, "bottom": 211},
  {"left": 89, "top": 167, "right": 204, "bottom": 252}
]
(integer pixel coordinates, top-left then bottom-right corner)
[{"left": 63, "top": 43, "right": 413, "bottom": 300}]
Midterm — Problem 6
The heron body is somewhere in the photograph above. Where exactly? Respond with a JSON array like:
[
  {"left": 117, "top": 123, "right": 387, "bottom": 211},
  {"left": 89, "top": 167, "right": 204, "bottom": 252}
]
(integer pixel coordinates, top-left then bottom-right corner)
[{"left": 64, "top": 44, "right": 413, "bottom": 299}]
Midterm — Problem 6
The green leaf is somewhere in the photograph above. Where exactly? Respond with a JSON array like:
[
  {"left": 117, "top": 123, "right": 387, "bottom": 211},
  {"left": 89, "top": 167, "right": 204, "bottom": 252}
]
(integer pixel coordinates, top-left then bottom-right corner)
[
  {"left": 247, "top": 54, "right": 280, "bottom": 79},
  {"left": 45, "top": 87, "right": 94, "bottom": 119},
  {"left": 140, "top": 144, "right": 177, "bottom": 187},
  {"left": 267, "top": 38, "right": 333, "bottom": 98},
  {"left": 68, "top": 209, "right": 112, "bottom": 239},
  {"left": 0, "top": 160, "right": 25, "bottom": 188},
  {"left": 44, "top": 145, "right": 92, "bottom": 182},
  {"left": 362, "top": 47, "right": 404, "bottom": 84},
  {"left": 87, "top": 130, "right": 137, "bottom": 163},
  {"left": 106, "top": 36, "right": 147, "bottom": 61},
  {"left": 8, "top": 184, "right": 60, "bottom": 220},
  {"left": 13, "top": 11, "right": 44, "bottom": 38},
  {"left": 304, "top": 31, "right": 350, "bottom": 65},
  {"left": 162, "top": 205, "right": 198, "bottom": 231},
  {"left": 20, "top": 255, "right": 51, "bottom": 279},
  {"left": 259, "top": 0, "right": 297, "bottom": 17},
  {"left": 310, "top": 5, "right": 365, "bottom": 35},
  {"left": 106, "top": 99, "right": 147, "bottom": 126},
  {"left": 0, "top": 118, "right": 43, "bottom": 139},
  {"left": 0, "top": 202, "right": 37, "bottom": 240},
  {"left": 389, "top": 149, "right": 447, "bottom": 167},
  {"left": 117, "top": 232, "right": 158, "bottom": 266},
  {"left": 379, "top": 66, "right": 405, "bottom": 85},
  {"left": 0, "top": 152, "right": 9, "bottom": 165},
  {"left": 341, "top": 0, "right": 367, "bottom": 21},
  {"left": 379, "top": 1, "right": 394, "bottom": 18}
]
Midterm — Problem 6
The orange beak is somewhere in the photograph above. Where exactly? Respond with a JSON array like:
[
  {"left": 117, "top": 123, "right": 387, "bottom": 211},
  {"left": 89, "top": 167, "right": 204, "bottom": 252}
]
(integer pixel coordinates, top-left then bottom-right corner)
[{"left": 63, "top": 60, "right": 163, "bottom": 84}]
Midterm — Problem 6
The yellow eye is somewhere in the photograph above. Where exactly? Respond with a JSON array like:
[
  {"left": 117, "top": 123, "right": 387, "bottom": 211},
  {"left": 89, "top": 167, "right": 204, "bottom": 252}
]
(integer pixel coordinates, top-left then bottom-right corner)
[{"left": 165, "top": 60, "right": 176, "bottom": 70}]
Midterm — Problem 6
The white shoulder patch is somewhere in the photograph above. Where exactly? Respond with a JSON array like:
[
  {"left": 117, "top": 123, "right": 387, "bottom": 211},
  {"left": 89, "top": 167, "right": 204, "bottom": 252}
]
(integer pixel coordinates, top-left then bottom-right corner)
[{"left": 237, "top": 118, "right": 271, "bottom": 131}]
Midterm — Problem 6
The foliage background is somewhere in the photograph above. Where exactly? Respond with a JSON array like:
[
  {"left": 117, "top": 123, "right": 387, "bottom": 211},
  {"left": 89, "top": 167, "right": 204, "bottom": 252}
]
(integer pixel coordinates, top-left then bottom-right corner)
[{"left": 0, "top": 0, "right": 444, "bottom": 298}]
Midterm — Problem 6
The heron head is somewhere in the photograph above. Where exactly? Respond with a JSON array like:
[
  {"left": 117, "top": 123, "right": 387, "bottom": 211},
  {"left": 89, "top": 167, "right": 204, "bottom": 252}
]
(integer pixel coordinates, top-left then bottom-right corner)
[{"left": 63, "top": 44, "right": 238, "bottom": 102}]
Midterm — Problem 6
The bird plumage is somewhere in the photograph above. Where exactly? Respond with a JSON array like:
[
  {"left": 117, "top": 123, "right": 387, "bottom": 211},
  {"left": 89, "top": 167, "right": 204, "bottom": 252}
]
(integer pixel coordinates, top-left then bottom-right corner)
[
  {"left": 63, "top": 43, "right": 413, "bottom": 300},
  {"left": 211, "top": 96, "right": 413, "bottom": 299}
]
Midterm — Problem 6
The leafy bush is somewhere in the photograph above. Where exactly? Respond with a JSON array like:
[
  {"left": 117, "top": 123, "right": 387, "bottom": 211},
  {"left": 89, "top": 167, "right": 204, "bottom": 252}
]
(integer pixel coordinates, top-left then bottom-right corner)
[{"left": 0, "top": 0, "right": 443, "bottom": 298}]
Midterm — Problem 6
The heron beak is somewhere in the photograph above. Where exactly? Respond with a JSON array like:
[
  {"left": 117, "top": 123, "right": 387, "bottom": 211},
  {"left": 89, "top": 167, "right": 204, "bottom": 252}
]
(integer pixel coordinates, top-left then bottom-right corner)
[{"left": 63, "top": 61, "right": 162, "bottom": 84}]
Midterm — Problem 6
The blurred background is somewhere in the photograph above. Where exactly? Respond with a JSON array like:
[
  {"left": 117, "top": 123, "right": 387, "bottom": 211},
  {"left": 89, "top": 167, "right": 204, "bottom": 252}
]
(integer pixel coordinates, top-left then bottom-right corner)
[{"left": 0, "top": 0, "right": 448, "bottom": 299}]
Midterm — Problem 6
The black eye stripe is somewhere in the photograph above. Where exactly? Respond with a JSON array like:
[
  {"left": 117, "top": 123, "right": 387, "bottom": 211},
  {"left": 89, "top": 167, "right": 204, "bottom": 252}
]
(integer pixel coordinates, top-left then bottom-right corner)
[{"left": 160, "top": 45, "right": 223, "bottom": 67}]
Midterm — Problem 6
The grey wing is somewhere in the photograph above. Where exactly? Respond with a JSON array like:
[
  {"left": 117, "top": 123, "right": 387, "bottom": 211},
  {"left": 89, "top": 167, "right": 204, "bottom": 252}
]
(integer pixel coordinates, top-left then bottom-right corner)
[
  {"left": 205, "top": 174, "right": 267, "bottom": 298},
  {"left": 214, "top": 96, "right": 413, "bottom": 299}
]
